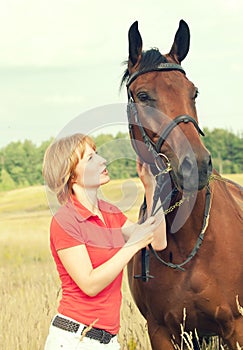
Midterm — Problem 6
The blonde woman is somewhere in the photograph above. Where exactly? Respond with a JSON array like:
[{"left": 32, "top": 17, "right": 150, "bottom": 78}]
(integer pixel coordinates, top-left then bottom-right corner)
[{"left": 43, "top": 133, "right": 166, "bottom": 349}]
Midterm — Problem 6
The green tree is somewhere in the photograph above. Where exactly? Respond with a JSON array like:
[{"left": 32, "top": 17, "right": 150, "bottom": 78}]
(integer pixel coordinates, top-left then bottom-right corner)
[
  {"left": 203, "top": 128, "right": 243, "bottom": 173},
  {"left": 0, "top": 168, "right": 16, "bottom": 191},
  {"left": 3, "top": 141, "right": 29, "bottom": 186},
  {"left": 36, "top": 138, "right": 53, "bottom": 183}
]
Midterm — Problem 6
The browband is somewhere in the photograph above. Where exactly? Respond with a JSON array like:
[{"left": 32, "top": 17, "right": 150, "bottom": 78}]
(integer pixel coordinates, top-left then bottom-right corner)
[{"left": 126, "top": 62, "right": 185, "bottom": 87}]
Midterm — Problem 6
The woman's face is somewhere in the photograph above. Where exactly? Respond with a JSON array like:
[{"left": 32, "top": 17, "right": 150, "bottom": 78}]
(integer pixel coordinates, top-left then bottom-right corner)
[{"left": 73, "top": 143, "right": 110, "bottom": 189}]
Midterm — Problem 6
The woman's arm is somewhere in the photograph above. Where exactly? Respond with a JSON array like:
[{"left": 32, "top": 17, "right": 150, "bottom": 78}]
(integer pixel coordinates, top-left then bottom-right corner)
[{"left": 58, "top": 216, "right": 156, "bottom": 297}]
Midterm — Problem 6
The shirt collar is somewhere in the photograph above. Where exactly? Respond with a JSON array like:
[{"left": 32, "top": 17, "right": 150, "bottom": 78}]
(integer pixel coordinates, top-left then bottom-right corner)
[{"left": 66, "top": 195, "right": 114, "bottom": 222}]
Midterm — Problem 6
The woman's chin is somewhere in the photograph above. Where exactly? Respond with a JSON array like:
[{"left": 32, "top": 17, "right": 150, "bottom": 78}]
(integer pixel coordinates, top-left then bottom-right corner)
[{"left": 100, "top": 174, "right": 110, "bottom": 185}]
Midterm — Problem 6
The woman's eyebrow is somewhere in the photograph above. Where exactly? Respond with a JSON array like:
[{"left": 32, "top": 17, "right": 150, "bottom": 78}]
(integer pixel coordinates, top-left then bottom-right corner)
[{"left": 86, "top": 151, "right": 95, "bottom": 157}]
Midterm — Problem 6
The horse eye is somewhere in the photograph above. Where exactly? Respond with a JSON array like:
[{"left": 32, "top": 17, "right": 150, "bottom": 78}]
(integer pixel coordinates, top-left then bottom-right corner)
[{"left": 137, "top": 92, "right": 150, "bottom": 102}]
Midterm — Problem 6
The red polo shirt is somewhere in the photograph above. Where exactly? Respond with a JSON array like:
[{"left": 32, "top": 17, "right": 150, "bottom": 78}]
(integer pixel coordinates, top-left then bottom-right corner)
[{"left": 50, "top": 195, "right": 127, "bottom": 334}]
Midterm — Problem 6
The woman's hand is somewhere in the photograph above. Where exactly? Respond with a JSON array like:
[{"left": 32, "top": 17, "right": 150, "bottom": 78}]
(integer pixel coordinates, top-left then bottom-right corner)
[
  {"left": 124, "top": 216, "right": 161, "bottom": 250},
  {"left": 136, "top": 157, "right": 156, "bottom": 191}
]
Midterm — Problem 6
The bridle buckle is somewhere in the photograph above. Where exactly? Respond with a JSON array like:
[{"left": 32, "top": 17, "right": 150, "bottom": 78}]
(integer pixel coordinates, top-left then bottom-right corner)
[{"left": 154, "top": 153, "right": 172, "bottom": 174}]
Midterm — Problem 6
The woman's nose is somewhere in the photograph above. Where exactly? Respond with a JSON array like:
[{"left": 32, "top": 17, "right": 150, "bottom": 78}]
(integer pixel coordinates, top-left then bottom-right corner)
[{"left": 97, "top": 154, "right": 106, "bottom": 164}]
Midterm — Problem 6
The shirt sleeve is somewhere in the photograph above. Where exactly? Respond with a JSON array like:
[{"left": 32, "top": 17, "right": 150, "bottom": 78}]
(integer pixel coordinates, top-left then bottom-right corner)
[{"left": 50, "top": 217, "right": 83, "bottom": 251}]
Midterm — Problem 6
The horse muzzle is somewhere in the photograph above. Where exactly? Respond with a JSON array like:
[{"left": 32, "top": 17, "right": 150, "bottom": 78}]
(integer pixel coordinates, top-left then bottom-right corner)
[{"left": 174, "top": 152, "right": 212, "bottom": 191}]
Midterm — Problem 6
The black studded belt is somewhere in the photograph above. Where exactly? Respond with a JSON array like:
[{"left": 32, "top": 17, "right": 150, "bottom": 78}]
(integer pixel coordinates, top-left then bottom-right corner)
[{"left": 52, "top": 315, "right": 116, "bottom": 344}]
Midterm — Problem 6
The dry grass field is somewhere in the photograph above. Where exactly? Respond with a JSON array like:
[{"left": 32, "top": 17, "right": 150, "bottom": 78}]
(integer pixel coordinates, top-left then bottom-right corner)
[{"left": 0, "top": 174, "right": 242, "bottom": 349}]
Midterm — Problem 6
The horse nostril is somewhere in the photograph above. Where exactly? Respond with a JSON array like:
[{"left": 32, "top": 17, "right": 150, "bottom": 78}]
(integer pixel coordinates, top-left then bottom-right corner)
[
  {"left": 179, "top": 153, "right": 212, "bottom": 191},
  {"left": 180, "top": 156, "right": 194, "bottom": 176}
]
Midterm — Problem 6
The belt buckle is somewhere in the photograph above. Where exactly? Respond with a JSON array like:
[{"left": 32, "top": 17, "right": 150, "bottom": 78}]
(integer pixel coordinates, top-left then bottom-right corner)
[{"left": 100, "top": 330, "right": 110, "bottom": 344}]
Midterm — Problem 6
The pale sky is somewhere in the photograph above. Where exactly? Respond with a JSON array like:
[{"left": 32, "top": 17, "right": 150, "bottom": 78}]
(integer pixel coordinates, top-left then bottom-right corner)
[{"left": 1, "top": 0, "right": 243, "bottom": 147}]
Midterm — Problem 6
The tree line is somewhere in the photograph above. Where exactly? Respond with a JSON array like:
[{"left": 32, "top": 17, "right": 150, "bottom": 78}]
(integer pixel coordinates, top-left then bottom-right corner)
[{"left": 0, "top": 129, "right": 242, "bottom": 191}]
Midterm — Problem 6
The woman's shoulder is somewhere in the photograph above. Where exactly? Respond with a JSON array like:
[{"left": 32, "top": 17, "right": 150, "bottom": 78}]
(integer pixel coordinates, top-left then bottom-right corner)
[
  {"left": 52, "top": 201, "right": 82, "bottom": 232},
  {"left": 50, "top": 202, "right": 85, "bottom": 246},
  {"left": 98, "top": 199, "right": 122, "bottom": 214}
]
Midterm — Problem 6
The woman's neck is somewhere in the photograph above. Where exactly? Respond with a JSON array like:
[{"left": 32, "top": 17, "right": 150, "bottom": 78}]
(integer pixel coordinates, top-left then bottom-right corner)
[{"left": 73, "top": 185, "right": 99, "bottom": 214}]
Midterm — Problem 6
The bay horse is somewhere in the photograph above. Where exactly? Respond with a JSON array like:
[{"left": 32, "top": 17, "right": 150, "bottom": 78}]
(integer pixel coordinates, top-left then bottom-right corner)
[{"left": 121, "top": 20, "right": 243, "bottom": 349}]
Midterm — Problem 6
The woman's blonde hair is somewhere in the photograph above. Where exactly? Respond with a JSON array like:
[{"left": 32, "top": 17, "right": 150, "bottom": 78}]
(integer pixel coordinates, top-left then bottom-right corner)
[{"left": 43, "top": 133, "right": 96, "bottom": 204}]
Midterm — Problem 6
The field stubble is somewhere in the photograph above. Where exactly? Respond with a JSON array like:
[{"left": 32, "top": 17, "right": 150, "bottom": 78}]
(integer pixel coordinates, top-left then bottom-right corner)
[{"left": 0, "top": 174, "right": 242, "bottom": 349}]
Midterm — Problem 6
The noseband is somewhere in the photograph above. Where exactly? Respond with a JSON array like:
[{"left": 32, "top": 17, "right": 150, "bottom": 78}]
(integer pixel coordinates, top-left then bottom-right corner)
[{"left": 126, "top": 62, "right": 211, "bottom": 281}]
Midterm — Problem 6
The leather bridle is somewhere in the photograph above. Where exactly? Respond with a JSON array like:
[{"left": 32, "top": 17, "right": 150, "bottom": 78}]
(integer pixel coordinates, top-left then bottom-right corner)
[{"left": 126, "top": 62, "right": 211, "bottom": 281}]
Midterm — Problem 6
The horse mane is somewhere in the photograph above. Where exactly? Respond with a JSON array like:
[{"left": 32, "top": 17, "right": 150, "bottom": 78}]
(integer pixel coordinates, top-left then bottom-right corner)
[{"left": 120, "top": 48, "right": 168, "bottom": 89}]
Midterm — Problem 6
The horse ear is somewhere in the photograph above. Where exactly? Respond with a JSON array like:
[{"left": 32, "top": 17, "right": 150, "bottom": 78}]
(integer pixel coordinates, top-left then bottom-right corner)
[
  {"left": 169, "top": 19, "right": 190, "bottom": 63},
  {"left": 128, "top": 21, "right": 143, "bottom": 69}
]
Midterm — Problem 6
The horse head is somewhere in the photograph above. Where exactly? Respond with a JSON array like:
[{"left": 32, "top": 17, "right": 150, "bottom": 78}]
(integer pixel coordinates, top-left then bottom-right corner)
[{"left": 122, "top": 20, "right": 212, "bottom": 192}]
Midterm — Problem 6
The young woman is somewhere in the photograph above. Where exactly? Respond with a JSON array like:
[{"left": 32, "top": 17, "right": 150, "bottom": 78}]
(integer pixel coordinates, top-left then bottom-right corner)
[{"left": 42, "top": 133, "right": 167, "bottom": 349}]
